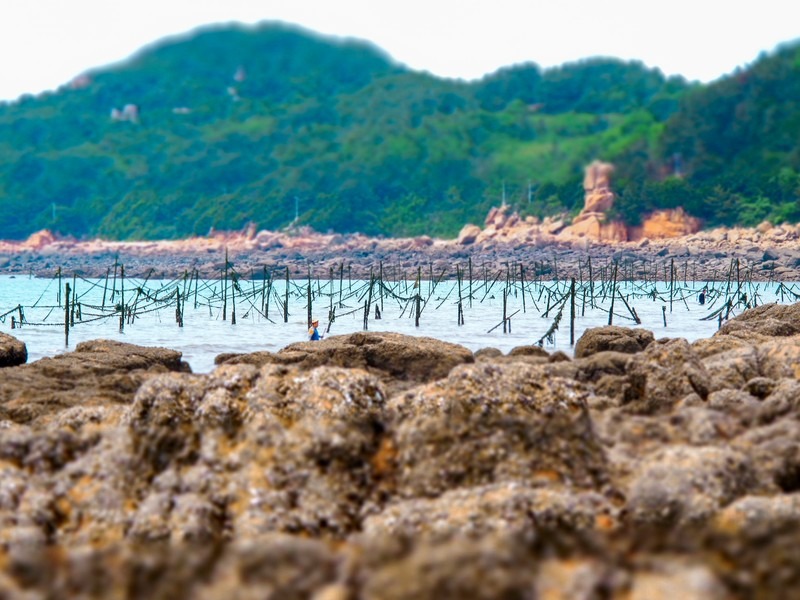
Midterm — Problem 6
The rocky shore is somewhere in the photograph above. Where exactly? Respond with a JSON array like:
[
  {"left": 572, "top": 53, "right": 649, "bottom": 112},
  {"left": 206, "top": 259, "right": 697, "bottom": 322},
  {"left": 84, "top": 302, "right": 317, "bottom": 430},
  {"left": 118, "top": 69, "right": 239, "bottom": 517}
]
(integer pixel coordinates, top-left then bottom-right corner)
[
  {"left": 1, "top": 302, "right": 799, "bottom": 598},
  {"left": 2, "top": 218, "right": 800, "bottom": 281}
]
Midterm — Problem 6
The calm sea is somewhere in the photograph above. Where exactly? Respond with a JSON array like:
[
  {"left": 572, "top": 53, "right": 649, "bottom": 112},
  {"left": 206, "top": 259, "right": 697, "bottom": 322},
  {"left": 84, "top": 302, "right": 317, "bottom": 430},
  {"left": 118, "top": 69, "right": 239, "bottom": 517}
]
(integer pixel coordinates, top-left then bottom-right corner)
[{"left": 0, "top": 274, "right": 794, "bottom": 373}]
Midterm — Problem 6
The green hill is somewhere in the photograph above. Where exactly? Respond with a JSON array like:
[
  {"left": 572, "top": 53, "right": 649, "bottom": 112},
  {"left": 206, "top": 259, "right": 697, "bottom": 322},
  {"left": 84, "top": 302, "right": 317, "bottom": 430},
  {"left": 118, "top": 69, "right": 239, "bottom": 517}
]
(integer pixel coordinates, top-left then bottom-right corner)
[{"left": 0, "top": 22, "right": 796, "bottom": 240}]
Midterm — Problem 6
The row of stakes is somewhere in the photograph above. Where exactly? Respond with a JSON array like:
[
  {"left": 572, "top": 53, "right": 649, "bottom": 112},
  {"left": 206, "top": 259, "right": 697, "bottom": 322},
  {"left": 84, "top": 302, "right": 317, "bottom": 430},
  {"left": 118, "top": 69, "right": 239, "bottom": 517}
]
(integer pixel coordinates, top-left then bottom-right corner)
[{"left": 2, "top": 252, "right": 798, "bottom": 349}]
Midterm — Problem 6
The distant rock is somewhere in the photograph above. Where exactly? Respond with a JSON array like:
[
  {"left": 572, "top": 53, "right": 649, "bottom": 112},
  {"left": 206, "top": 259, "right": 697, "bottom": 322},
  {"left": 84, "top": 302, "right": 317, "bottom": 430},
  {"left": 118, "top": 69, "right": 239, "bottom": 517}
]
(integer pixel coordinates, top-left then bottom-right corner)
[{"left": 456, "top": 224, "right": 481, "bottom": 245}]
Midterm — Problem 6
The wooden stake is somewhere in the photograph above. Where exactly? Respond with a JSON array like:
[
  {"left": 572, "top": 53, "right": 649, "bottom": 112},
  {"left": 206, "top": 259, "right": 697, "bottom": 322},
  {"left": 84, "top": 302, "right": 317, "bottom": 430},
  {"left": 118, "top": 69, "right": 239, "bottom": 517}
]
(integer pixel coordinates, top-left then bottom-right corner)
[
  {"left": 284, "top": 266, "right": 289, "bottom": 323},
  {"left": 607, "top": 263, "right": 618, "bottom": 326},
  {"left": 307, "top": 266, "right": 312, "bottom": 328},
  {"left": 569, "top": 277, "right": 576, "bottom": 346},
  {"left": 231, "top": 276, "right": 237, "bottom": 325},
  {"left": 222, "top": 248, "right": 228, "bottom": 321},
  {"left": 64, "top": 282, "right": 70, "bottom": 346}
]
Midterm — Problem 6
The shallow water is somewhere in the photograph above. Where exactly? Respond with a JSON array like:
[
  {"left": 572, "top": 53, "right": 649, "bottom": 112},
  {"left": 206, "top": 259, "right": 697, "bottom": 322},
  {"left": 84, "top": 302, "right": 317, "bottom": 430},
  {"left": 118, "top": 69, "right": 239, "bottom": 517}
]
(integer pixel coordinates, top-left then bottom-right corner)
[{"left": 1, "top": 275, "right": 796, "bottom": 373}]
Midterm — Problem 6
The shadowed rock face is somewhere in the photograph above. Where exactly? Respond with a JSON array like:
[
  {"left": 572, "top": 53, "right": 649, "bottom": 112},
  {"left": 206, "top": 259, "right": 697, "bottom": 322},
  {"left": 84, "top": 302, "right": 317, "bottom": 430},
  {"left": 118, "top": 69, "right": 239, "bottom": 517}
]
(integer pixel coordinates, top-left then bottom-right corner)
[
  {"left": 1, "top": 316, "right": 800, "bottom": 598},
  {"left": 0, "top": 332, "right": 26, "bottom": 367}
]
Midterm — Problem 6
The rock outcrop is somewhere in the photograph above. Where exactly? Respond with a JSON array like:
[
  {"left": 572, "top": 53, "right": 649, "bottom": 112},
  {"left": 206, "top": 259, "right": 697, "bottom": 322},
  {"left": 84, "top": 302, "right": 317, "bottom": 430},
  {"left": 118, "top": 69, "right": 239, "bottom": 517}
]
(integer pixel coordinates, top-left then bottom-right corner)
[
  {"left": 631, "top": 207, "right": 702, "bottom": 241},
  {"left": 215, "top": 331, "right": 475, "bottom": 394},
  {"left": 1, "top": 313, "right": 800, "bottom": 597}
]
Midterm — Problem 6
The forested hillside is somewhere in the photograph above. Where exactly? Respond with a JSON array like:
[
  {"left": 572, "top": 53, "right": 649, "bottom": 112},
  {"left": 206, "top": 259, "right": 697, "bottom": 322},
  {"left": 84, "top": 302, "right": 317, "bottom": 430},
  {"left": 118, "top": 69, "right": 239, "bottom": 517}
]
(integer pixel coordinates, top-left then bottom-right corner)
[{"left": 0, "top": 22, "right": 797, "bottom": 240}]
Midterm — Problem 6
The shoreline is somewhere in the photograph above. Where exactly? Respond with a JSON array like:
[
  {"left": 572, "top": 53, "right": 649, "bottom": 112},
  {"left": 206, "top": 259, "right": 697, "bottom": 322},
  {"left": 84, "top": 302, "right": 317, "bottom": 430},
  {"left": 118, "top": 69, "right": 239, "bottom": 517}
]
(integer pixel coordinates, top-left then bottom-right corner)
[{"left": 1, "top": 222, "right": 800, "bottom": 281}]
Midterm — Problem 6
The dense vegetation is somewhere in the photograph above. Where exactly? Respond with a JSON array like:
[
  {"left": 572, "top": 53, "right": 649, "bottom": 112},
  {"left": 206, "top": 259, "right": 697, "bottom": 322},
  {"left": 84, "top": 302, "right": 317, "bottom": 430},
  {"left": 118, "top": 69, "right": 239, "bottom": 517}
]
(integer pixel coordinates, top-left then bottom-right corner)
[{"left": 0, "top": 22, "right": 797, "bottom": 240}]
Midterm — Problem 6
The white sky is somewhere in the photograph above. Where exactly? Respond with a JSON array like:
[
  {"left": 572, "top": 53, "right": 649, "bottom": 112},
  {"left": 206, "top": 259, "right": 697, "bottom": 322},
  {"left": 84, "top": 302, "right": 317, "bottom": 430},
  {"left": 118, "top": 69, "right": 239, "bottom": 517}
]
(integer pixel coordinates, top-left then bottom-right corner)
[{"left": 1, "top": 0, "right": 798, "bottom": 102}]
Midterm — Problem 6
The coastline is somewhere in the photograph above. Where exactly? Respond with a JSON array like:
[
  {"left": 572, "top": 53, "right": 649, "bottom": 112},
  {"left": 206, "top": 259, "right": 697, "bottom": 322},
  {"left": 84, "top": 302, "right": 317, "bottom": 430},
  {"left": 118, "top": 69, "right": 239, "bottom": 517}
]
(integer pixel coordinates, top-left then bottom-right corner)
[{"left": 1, "top": 221, "right": 800, "bottom": 281}]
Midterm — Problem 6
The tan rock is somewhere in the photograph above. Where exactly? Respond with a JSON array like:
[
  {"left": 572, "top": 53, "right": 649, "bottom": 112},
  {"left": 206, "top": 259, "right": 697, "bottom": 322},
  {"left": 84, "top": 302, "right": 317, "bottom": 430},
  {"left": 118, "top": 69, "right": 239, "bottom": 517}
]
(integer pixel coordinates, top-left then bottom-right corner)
[
  {"left": 23, "top": 229, "right": 57, "bottom": 250},
  {"left": 756, "top": 220, "right": 773, "bottom": 234},
  {"left": 582, "top": 160, "right": 615, "bottom": 213},
  {"left": 456, "top": 224, "right": 481, "bottom": 245},
  {"left": 560, "top": 213, "right": 627, "bottom": 242},
  {"left": 632, "top": 208, "right": 702, "bottom": 240}
]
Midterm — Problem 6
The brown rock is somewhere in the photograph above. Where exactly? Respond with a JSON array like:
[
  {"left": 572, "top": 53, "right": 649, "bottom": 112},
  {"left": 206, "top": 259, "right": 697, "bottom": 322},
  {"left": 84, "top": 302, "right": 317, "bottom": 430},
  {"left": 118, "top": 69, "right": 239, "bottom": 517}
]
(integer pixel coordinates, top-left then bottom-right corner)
[
  {"left": 626, "top": 445, "right": 756, "bottom": 527},
  {"left": 507, "top": 344, "right": 550, "bottom": 358},
  {"left": 194, "top": 535, "right": 339, "bottom": 600},
  {"left": 623, "top": 339, "right": 716, "bottom": 414},
  {"left": 716, "top": 302, "right": 800, "bottom": 340},
  {"left": 0, "top": 340, "right": 188, "bottom": 425},
  {"left": 216, "top": 331, "right": 474, "bottom": 394},
  {"left": 710, "top": 494, "right": 800, "bottom": 597},
  {"left": 357, "top": 533, "right": 537, "bottom": 600},
  {"left": 574, "top": 326, "right": 654, "bottom": 358},
  {"left": 388, "top": 362, "right": 608, "bottom": 498},
  {"left": 628, "top": 558, "right": 729, "bottom": 600},
  {"left": 0, "top": 332, "right": 26, "bottom": 367},
  {"left": 362, "top": 483, "right": 616, "bottom": 541}
]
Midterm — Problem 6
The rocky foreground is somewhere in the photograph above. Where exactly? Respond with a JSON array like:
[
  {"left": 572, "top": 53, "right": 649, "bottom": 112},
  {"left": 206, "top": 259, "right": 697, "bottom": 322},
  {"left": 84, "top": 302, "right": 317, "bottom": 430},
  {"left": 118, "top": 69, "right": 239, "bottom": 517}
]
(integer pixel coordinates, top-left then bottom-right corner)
[{"left": 1, "top": 303, "right": 800, "bottom": 598}]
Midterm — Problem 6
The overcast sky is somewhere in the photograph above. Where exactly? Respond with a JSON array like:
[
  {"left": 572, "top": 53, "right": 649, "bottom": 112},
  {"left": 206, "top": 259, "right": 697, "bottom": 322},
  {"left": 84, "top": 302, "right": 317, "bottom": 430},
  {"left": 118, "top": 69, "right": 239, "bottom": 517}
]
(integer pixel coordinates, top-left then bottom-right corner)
[{"left": 1, "top": 0, "right": 797, "bottom": 101}]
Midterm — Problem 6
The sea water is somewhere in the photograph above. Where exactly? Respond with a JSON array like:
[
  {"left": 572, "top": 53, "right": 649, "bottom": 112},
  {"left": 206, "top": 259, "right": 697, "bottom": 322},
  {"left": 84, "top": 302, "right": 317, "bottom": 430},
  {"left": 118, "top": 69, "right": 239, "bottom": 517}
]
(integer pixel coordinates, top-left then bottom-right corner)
[{"left": 0, "top": 275, "right": 795, "bottom": 373}]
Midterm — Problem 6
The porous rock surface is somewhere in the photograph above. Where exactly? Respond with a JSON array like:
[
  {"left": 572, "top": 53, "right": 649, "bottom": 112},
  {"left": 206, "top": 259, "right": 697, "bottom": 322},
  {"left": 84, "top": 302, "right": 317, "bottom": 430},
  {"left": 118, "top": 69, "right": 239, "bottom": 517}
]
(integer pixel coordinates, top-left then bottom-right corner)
[{"left": 1, "top": 317, "right": 800, "bottom": 598}]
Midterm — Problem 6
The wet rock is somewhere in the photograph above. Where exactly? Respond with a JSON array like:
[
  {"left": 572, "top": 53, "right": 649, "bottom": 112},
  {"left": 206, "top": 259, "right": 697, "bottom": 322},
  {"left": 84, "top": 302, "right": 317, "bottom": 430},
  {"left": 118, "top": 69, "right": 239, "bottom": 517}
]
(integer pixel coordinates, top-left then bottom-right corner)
[
  {"left": 0, "top": 332, "right": 26, "bottom": 367},
  {"left": 574, "top": 326, "right": 654, "bottom": 358}
]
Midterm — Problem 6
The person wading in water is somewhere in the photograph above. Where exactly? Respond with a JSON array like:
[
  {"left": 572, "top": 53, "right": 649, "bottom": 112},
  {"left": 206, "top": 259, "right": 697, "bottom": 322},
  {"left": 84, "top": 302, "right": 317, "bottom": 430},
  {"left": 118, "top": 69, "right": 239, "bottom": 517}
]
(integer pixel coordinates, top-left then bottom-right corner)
[{"left": 308, "top": 319, "right": 323, "bottom": 340}]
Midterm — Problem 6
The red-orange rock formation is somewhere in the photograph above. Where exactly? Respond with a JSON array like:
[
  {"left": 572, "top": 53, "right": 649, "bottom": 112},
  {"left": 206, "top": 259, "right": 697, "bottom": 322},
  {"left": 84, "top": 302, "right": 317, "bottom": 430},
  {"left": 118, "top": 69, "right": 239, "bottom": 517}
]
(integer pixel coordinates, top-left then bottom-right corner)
[{"left": 630, "top": 207, "right": 702, "bottom": 241}]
